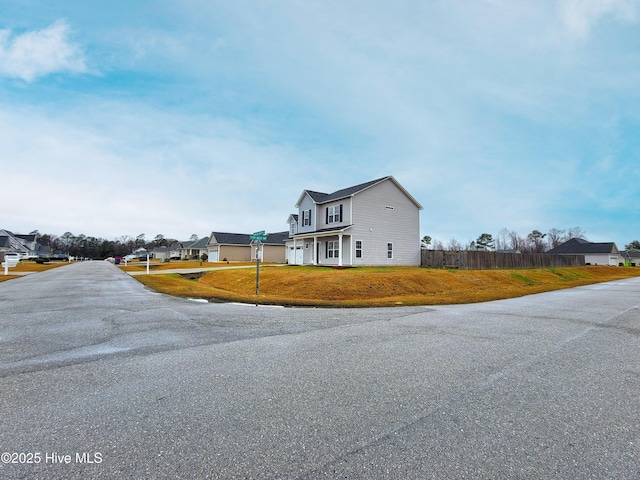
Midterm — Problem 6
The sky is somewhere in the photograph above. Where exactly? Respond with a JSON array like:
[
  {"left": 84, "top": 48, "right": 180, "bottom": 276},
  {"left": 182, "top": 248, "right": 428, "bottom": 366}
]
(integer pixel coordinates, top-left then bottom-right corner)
[{"left": 1, "top": 0, "right": 639, "bottom": 248}]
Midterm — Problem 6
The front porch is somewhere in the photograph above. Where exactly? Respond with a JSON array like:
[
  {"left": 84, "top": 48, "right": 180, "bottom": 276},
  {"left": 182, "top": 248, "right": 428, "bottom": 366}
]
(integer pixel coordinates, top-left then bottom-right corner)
[{"left": 287, "top": 227, "right": 353, "bottom": 266}]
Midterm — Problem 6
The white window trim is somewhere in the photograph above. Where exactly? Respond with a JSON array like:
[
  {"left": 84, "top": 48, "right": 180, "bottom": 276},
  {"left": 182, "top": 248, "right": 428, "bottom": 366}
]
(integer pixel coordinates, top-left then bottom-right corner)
[
  {"left": 328, "top": 205, "right": 340, "bottom": 224},
  {"left": 387, "top": 242, "right": 393, "bottom": 259},
  {"left": 355, "top": 240, "right": 363, "bottom": 259},
  {"left": 327, "top": 240, "right": 339, "bottom": 258}
]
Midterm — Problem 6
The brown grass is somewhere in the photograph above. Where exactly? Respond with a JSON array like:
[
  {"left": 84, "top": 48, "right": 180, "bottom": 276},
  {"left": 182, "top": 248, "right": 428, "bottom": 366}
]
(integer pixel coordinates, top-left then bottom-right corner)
[
  {"left": 118, "top": 260, "right": 256, "bottom": 272},
  {"left": 133, "top": 265, "right": 640, "bottom": 307}
]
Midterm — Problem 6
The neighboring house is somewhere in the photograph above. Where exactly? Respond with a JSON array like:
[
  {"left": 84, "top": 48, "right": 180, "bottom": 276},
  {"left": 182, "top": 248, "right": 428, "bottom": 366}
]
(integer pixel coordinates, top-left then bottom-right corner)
[
  {"left": 621, "top": 250, "right": 640, "bottom": 267},
  {"left": 547, "top": 238, "right": 623, "bottom": 266},
  {"left": 0, "top": 229, "right": 39, "bottom": 258},
  {"left": 286, "top": 176, "right": 423, "bottom": 266},
  {"left": 168, "top": 242, "right": 182, "bottom": 260},
  {"left": 133, "top": 247, "right": 151, "bottom": 259},
  {"left": 153, "top": 246, "right": 169, "bottom": 261},
  {"left": 180, "top": 237, "right": 210, "bottom": 259},
  {"left": 207, "top": 231, "right": 288, "bottom": 262}
]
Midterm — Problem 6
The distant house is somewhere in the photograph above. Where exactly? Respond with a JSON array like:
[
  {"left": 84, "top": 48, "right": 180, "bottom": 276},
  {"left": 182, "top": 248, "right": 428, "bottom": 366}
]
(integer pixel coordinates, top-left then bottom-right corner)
[
  {"left": 153, "top": 246, "right": 169, "bottom": 261},
  {"left": 547, "top": 238, "right": 622, "bottom": 266},
  {"left": 0, "top": 229, "right": 39, "bottom": 258},
  {"left": 207, "top": 231, "right": 288, "bottom": 263},
  {"left": 286, "top": 176, "right": 423, "bottom": 266},
  {"left": 180, "top": 237, "right": 210, "bottom": 260},
  {"left": 621, "top": 250, "right": 640, "bottom": 267}
]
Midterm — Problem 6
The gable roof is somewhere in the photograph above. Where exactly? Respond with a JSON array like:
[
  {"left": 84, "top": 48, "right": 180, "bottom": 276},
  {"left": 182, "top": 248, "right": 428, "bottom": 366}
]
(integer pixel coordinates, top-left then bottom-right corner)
[
  {"left": 189, "top": 237, "right": 210, "bottom": 249},
  {"left": 210, "top": 232, "right": 252, "bottom": 246},
  {"left": 547, "top": 238, "right": 619, "bottom": 255},
  {"left": 209, "top": 231, "right": 289, "bottom": 246},
  {"left": 0, "top": 229, "right": 36, "bottom": 253},
  {"left": 296, "top": 176, "right": 423, "bottom": 209}
]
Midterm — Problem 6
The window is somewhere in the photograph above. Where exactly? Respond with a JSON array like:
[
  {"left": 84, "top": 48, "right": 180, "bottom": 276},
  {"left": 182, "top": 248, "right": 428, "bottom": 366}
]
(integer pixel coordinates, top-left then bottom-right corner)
[
  {"left": 326, "top": 240, "right": 339, "bottom": 258},
  {"left": 355, "top": 240, "right": 362, "bottom": 258},
  {"left": 302, "top": 209, "right": 311, "bottom": 227},
  {"left": 326, "top": 204, "right": 343, "bottom": 224},
  {"left": 387, "top": 242, "right": 393, "bottom": 259}
]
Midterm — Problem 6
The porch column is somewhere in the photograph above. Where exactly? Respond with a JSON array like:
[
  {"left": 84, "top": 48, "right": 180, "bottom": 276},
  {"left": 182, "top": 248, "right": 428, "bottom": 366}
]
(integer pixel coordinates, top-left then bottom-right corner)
[
  {"left": 292, "top": 238, "right": 296, "bottom": 265},
  {"left": 338, "top": 233, "right": 343, "bottom": 267},
  {"left": 313, "top": 237, "right": 317, "bottom": 265}
]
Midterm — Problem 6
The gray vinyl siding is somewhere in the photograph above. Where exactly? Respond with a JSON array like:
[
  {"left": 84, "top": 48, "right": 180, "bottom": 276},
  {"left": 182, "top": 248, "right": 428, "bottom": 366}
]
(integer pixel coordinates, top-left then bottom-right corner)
[
  {"left": 318, "top": 198, "right": 352, "bottom": 229},
  {"left": 297, "top": 194, "right": 316, "bottom": 234},
  {"left": 350, "top": 179, "right": 421, "bottom": 265}
]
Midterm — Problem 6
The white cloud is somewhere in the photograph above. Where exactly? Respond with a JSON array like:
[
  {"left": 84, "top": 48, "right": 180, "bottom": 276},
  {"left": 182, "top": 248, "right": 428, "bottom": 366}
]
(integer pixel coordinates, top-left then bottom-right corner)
[
  {"left": 560, "top": 0, "right": 637, "bottom": 38},
  {"left": 0, "top": 20, "right": 87, "bottom": 82},
  {"left": 0, "top": 102, "right": 315, "bottom": 239}
]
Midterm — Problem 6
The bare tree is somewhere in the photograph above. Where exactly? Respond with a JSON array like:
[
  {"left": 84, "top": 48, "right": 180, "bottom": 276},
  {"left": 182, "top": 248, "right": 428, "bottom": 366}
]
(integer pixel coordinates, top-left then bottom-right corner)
[
  {"left": 565, "top": 227, "right": 587, "bottom": 241},
  {"left": 547, "top": 228, "right": 565, "bottom": 249},
  {"left": 508, "top": 231, "right": 523, "bottom": 251},
  {"left": 447, "top": 237, "right": 461, "bottom": 251},
  {"left": 496, "top": 228, "right": 510, "bottom": 251}
]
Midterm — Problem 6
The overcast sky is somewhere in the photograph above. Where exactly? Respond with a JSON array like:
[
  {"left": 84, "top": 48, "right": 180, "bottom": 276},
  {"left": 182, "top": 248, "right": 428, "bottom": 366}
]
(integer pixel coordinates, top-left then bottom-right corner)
[{"left": 1, "top": 0, "right": 639, "bottom": 247}]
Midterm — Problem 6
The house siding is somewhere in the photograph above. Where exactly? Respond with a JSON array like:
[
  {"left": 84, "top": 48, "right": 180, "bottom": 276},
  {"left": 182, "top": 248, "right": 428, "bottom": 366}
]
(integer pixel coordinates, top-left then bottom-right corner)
[
  {"left": 219, "top": 245, "right": 251, "bottom": 262},
  {"left": 318, "top": 198, "right": 353, "bottom": 230},
  {"left": 350, "top": 179, "right": 420, "bottom": 265},
  {"left": 297, "top": 195, "right": 316, "bottom": 234}
]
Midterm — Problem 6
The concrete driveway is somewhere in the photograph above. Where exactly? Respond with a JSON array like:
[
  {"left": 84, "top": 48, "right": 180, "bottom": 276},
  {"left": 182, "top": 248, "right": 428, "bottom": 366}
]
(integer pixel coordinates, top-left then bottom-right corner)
[{"left": 1, "top": 261, "right": 639, "bottom": 479}]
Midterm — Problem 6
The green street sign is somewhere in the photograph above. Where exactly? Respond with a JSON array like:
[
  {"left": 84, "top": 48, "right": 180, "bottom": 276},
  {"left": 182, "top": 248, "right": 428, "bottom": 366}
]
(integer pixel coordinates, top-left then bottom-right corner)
[{"left": 250, "top": 230, "right": 268, "bottom": 242}]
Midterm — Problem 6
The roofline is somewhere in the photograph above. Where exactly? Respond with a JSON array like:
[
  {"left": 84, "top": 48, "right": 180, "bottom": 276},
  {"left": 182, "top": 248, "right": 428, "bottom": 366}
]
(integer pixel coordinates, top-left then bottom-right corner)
[{"left": 294, "top": 176, "right": 423, "bottom": 210}]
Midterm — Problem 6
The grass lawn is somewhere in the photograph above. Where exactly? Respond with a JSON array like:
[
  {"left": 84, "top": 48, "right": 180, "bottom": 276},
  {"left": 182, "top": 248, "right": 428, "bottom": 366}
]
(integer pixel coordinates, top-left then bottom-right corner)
[
  {"left": 133, "top": 265, "right": 640, "bottom": 307},
  {"left": 118, "top": 260, "right": 257, "bottom": 272},
  {"left": 0, "top": 261, "right": 69, "bottom": 282}
]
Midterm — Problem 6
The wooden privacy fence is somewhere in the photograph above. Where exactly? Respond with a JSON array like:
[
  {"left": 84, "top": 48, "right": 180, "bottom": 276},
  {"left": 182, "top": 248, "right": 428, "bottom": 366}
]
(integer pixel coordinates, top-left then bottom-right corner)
[{"left": 421, "top": 250, "right": 585, "bottom": 270}]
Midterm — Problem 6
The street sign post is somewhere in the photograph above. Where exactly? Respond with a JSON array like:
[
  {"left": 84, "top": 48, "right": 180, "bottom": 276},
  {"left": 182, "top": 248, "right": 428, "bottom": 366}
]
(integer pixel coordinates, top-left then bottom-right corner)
[{"left": 250, "top": 231, "right": 267, "bottom": 297}]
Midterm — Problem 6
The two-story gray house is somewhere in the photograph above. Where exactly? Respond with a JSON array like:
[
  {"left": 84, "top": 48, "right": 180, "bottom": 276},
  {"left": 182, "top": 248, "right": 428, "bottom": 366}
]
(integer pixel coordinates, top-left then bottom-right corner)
[{"left": 286, "top": 176, "right": 423, "bottom": 266}]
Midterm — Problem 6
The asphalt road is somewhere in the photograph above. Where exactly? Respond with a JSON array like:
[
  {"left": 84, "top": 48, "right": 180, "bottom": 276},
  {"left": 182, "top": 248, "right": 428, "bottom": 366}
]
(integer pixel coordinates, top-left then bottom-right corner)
[{"left": 0, "top": 261, "right": 638, "bottom": 479}]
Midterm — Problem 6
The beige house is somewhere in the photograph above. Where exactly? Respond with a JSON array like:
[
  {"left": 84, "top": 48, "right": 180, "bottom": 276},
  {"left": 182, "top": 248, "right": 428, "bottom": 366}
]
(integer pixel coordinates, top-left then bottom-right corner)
[{"left": 207, "top": 232, "right": 288, "bottom": 263}]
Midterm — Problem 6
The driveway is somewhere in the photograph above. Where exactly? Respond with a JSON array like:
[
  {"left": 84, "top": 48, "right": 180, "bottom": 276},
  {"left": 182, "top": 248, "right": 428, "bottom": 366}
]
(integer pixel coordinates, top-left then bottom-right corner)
[{"left": 1, "top": 261, "right": 639, "bottom": 479}]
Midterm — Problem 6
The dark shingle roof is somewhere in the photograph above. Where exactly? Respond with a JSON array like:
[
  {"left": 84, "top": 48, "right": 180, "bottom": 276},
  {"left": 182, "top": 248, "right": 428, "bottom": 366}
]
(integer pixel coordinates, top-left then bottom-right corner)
[
  {"left": 265, "top": 232, "right": 289, "bottom": 245},
  {"left": 305, "top": 177, "right": 390, "bottom": 204},
  {"left": 189, "top": 237, "right": 210, "bottom": 249},
  {"left": 547, "top": 238, "right": 618, "bottom": 255},
  {"left": 210, "top": 231, "right": 289, "bottom": 246},
  {"left": 15, "top": 234, "right": 36, "bottom": 242},
  {"left": 210, "top": 232, "right": 252, "bottom": 245}
]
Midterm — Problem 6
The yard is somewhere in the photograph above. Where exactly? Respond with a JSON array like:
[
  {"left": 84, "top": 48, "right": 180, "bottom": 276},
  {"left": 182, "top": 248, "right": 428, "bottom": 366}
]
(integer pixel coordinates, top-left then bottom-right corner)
[{"left": 132, "top": 265, "right": 640, "bottom": 307}]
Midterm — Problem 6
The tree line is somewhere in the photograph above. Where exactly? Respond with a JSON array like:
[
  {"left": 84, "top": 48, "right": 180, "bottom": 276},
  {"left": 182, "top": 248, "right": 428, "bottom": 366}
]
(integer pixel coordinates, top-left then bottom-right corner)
[
  {"left": 423, "top": 227, "right": 640, "bottom": 253},
  {"left": 31, "top": 231, "right": 201, "bottom": 259}
]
